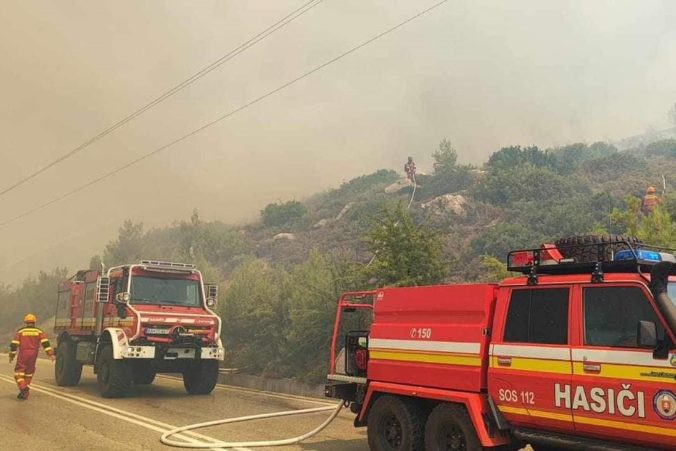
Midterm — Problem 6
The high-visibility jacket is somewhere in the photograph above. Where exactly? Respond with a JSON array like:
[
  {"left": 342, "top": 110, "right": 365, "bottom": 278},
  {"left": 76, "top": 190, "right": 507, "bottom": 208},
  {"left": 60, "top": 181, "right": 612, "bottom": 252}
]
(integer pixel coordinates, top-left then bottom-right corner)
[
  {"left": 642, "top": 193, "right": 661, "bottom": 213},
  {"left": 9, "top": 326, "right": 54, "bottom": 360}
]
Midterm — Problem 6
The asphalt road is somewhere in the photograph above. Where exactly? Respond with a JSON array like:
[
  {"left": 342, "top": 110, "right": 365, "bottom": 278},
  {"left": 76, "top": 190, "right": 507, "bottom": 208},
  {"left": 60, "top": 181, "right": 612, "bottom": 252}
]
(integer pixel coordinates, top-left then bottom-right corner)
[{"left": 0, "top": 355, "right": 368, "bottom": 451}]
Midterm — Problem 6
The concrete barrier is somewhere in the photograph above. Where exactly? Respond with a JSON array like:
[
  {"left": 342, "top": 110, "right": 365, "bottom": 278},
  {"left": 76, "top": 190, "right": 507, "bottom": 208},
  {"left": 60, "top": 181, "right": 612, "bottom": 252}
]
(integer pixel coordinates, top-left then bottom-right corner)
[{"left": 217, "top": 372, "right": 325, "bottom": 398}]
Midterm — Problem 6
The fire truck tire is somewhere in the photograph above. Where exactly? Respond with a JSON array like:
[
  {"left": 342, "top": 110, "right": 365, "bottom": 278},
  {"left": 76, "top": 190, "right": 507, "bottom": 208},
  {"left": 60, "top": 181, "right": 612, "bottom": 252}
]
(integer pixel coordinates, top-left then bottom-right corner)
[
  {"left": 55, "top": 338, "right": 82, "bottom": 387},
  {"left": 554, "top": 234, "right": 642, "bottom": 263},
  {"left": 366, "top": 395, "right": 425, "bottom": 451},
  {"left": 424, "top": 403, "right": 482, "bottom": 451},
  {"left": 96, "top": 345, "right": 132, "bottom": 398},
  {"left": 132, "top": 363, "right": 156, "bottom": 385},
  {"left": 182, "top": 360, "right": 219, "bottom": 395}
]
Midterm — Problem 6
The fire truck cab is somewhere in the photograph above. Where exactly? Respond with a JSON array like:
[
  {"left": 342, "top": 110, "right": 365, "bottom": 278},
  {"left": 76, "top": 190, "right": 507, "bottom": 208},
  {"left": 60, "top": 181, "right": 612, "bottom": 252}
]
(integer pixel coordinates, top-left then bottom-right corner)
[
  {"left": 327, "top": 241, "right": 676, "bottom": 450},
  {"left": 54, "top": 260, "right": 224, "bottom": 398}
]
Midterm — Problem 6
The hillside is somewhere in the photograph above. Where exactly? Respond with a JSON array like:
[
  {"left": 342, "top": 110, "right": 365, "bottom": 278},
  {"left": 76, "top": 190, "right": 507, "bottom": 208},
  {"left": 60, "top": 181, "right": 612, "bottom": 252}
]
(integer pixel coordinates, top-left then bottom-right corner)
[{"left": 3, "top": 138, "right": 676, "bottom": 382}]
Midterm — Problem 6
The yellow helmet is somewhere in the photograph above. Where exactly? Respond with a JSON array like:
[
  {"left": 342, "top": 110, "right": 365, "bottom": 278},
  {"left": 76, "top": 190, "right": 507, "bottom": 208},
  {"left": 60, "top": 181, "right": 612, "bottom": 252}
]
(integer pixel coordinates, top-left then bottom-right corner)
[
  {"left": 23, "top": 313, "right": 37, "bottom": 324},
  {"left": 647, "top": 186, "right": 657, "bottom": 194}
]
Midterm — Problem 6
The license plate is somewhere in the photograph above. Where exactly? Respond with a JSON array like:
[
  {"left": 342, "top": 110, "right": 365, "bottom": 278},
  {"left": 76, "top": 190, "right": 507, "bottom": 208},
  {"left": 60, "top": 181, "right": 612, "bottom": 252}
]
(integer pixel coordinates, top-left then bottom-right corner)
[{"left": 145, "top": 327, "right": 170, "bottom": 335}]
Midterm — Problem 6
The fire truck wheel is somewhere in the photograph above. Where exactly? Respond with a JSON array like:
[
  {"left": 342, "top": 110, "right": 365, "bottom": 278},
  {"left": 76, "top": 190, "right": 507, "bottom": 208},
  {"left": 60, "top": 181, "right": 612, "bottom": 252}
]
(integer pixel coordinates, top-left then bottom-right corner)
[
  {"left": 424, "top": 403, "right": 482, "bottom": 451},
  {"left": 55, "top": 338, "right": 82, "bottom": 387},
  {"left": 132, "top": 363, "right": 156, "bottom": 385},
  {"left": 182, "top": 360, "right": 219, "bottom": 395},
  {"left": 554, "top": 234, "right": 642, "bottom": 263},
  {"left": 367, "top": 395, "right": 425, "bottom": 451},
  {"left": 96, "top": 345, "right": 132, "bottom": 398}
]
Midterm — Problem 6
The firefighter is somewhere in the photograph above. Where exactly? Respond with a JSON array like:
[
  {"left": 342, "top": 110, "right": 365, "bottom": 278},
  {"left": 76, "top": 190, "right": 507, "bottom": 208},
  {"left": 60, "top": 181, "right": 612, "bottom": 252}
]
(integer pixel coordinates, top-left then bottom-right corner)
[
  {"left": 404, "top": 157, "right": 416, "bottom": 182},
  {"left": 8, "top": 313, "right": 55, "bottom": 399},
  {"left": 641, "top": 186, "right": 661, "bottom": 214}
]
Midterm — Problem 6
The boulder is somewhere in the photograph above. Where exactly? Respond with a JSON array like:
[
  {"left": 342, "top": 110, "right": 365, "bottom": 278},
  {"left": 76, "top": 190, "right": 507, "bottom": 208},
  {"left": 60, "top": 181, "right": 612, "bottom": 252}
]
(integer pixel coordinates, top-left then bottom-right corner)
[
  {"left": 272, "top": 233, "right": 296, "bottom": 241},
  {"left": 384, "top": 178, "right": 413, "bottom": 194},
  {"left": 335, "top": 202, "right": 355, "bottom": 221},
  {"left": 313, "top": 218, "right": 331, "bottom": 229},
  {"left": 420, "top": 194, "right": 468, "bottom": 217}
]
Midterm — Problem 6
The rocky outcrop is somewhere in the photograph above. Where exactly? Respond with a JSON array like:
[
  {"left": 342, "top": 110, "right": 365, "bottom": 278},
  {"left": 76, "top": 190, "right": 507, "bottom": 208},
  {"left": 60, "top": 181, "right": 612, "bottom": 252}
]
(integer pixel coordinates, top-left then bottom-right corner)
[
  {"left": 313, "top": 218, "right": 330, "bottom": 229},
  {"left": 335, "top": 202, "right": 355, "bottom": 221},
  {"left": 384, "top": 178, "right": 413, "bottom": 194},
  {"left": 420, "top": 194, "right": 468, "bottom": 217},
  {"left": 272, "top": 233, "right": 296, "bottom": 241}
]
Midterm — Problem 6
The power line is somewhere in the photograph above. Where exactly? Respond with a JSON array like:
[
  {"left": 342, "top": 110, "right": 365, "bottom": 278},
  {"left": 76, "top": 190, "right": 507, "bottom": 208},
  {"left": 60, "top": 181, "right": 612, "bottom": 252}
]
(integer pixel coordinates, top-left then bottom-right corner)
[
  {"left": 0, "top": 0, "right": 323, "bottom": 199},
  {"left": 0, "top": 0, "right": 449, "bottom": 228}
]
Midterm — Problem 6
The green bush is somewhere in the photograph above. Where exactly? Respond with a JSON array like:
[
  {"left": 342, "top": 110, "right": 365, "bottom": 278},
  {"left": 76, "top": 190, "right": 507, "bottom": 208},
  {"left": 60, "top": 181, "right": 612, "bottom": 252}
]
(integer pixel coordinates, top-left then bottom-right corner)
[
  {"left": 473, "top": 165, "right": 584, "bottom": 206},
  {"left": 486, "top": 145, "right": 555, "bottom": 171},
  {"left": 471, "top": 223, "right": 540, "bottom": 259},
  {"left": 508, "top": 196, "right": 601, "bottom": 239},
  {"left": 417, "top": 168, "right": 475, "bottom": 200},
  {"left": 261, "top": 200, "right": 309, "bottom": 230},
  {"left": 306, "top": 170, "right": 399, "bottom": 220},
  {"left": 644, "top": 139, "right": 676, "bottom": 157}
]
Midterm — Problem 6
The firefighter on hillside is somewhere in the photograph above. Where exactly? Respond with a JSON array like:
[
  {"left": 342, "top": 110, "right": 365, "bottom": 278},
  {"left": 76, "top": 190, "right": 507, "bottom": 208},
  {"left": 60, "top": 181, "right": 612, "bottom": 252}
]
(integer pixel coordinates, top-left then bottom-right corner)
[
  {"left": 641, "top": 186, "right": 661, "bottom": 215},
  {"left": 8, "top": 314, "right": 55, "bottom": 399},
  {"left": 404, "top": 157, "right": 416, "bottom": 182}
]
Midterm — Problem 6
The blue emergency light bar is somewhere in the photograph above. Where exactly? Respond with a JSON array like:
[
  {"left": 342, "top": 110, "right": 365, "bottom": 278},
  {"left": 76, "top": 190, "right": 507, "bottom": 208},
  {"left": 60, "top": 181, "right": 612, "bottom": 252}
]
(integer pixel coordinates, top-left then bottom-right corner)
[{"left": 614, "top": 249, "right": 662, "bottom": 262}]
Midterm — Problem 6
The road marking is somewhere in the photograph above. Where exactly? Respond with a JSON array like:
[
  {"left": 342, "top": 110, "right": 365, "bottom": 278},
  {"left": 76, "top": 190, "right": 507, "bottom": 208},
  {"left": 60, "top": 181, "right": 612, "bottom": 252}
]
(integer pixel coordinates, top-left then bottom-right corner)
[
  {"left": 157, "top": 374, "right": 334, "bottom": 406},
  {"left": 0, "top": 374, "right": 251, "bottom": 451}
]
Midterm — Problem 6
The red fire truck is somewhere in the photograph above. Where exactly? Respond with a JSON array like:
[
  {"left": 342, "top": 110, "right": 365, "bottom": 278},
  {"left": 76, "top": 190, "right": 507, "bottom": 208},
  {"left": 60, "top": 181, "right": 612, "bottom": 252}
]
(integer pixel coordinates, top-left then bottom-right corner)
[
  {"left": 326, "top": 239, "right": 676, "bottom": 450},
  {"left": 53, "top": 260, "right": 224, "bottom": 398}
]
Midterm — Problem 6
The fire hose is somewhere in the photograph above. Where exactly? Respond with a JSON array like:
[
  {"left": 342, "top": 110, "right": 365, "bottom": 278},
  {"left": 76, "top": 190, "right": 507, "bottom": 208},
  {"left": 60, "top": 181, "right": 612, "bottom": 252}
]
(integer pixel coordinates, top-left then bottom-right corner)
[{"left": 160, "top": 401, "right": 343, "bottom": 448}]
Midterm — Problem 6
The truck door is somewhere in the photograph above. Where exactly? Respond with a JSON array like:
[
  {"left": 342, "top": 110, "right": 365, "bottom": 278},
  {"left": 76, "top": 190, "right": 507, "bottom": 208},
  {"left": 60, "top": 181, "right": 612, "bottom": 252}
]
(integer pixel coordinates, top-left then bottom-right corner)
[
  {"left": 572, "top": 284, "right": 676, "bottom": 448},
  {"left": 489, "top": 286, "right": 574, "bottom": 433}
]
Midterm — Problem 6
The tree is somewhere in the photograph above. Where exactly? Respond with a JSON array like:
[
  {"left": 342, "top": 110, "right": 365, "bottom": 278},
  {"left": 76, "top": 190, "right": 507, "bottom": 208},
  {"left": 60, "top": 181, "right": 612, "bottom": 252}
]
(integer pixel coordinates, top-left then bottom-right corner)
[
  {"left": 637, "top": 206, "right": 676, "bottom": 247},
  {"left": 283, "top": 251, "right": 366, "bottom": 381},
  {"left": 610, "top": 196, "right": 642, "bottom": 236},
  {"left": 479, "top": 256, "right": 515, "bottom": 283},
  {"left": 220, "top": 260, "right": 289, "bottom": 375},
  {"left": 103, "top": 220, "right": 146, "bottom": 266},
  {"left": 610, "top": 198, "right": 676, "bottom": 247},
  {"left": 421, "top": 139, "right": 474, "bottom": 198},
  {"left": 366, "top": 203, "right": 446, "bottom": 286},
  {"left": 432, "top": 139, "right": 458, "bottom": 175},
  {"left": 89, "top": 255, "right": 103, "bottom": 271}
]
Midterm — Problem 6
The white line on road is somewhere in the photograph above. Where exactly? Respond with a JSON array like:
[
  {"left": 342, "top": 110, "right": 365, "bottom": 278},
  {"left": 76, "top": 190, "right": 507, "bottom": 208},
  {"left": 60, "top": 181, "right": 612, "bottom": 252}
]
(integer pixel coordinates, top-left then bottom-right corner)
[
  {"left": 0, "top": 374, "right": 251, "bottom": 451},
  {"left": 156, "top": 374, "right": 334, "bottom": 406}
]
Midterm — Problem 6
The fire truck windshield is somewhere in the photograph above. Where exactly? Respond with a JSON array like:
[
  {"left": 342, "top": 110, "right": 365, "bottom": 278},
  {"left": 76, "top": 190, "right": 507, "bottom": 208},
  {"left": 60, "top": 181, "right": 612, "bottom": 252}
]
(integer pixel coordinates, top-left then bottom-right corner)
[{"left": 130, "top": 276, "right": 201, "bottom": 307}]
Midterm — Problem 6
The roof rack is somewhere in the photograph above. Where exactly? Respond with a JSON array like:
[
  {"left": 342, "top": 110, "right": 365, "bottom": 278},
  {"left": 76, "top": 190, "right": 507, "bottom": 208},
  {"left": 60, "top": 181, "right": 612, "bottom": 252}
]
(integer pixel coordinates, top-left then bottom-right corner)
[{"left": 507, "top": 240, "right": 676, "bottom": 277}]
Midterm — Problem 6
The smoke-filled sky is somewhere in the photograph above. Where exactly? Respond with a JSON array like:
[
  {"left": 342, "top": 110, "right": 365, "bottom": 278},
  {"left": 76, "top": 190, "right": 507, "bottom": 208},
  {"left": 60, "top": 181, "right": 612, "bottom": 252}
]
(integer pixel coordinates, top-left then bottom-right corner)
[{"left": 1, "top": 0, "right": 675, "bottom": 283}]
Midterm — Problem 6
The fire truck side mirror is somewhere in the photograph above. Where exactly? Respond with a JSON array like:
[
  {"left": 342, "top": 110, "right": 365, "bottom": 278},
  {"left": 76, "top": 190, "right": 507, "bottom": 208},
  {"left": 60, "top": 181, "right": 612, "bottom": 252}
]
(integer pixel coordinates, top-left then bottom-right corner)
[
  {"left": 116, "top": 292, "right": 130, "bottom": 304},
  {"left": 637, "top": 320, "right": 657, "bottom": 348},
  {"left": 205, "top": 284, "right": 218, "bottom": 308}
]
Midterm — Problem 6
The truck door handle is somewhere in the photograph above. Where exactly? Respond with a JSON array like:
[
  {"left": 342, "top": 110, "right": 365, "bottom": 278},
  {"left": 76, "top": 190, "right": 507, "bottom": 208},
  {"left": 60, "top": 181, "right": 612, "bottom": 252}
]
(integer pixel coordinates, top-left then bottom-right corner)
[
  {"left": 497, "top": 356, "right": 512, "bottom": 367},
  {"left": 583, "top": 363, "right": 601, "bottom": 373}
]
